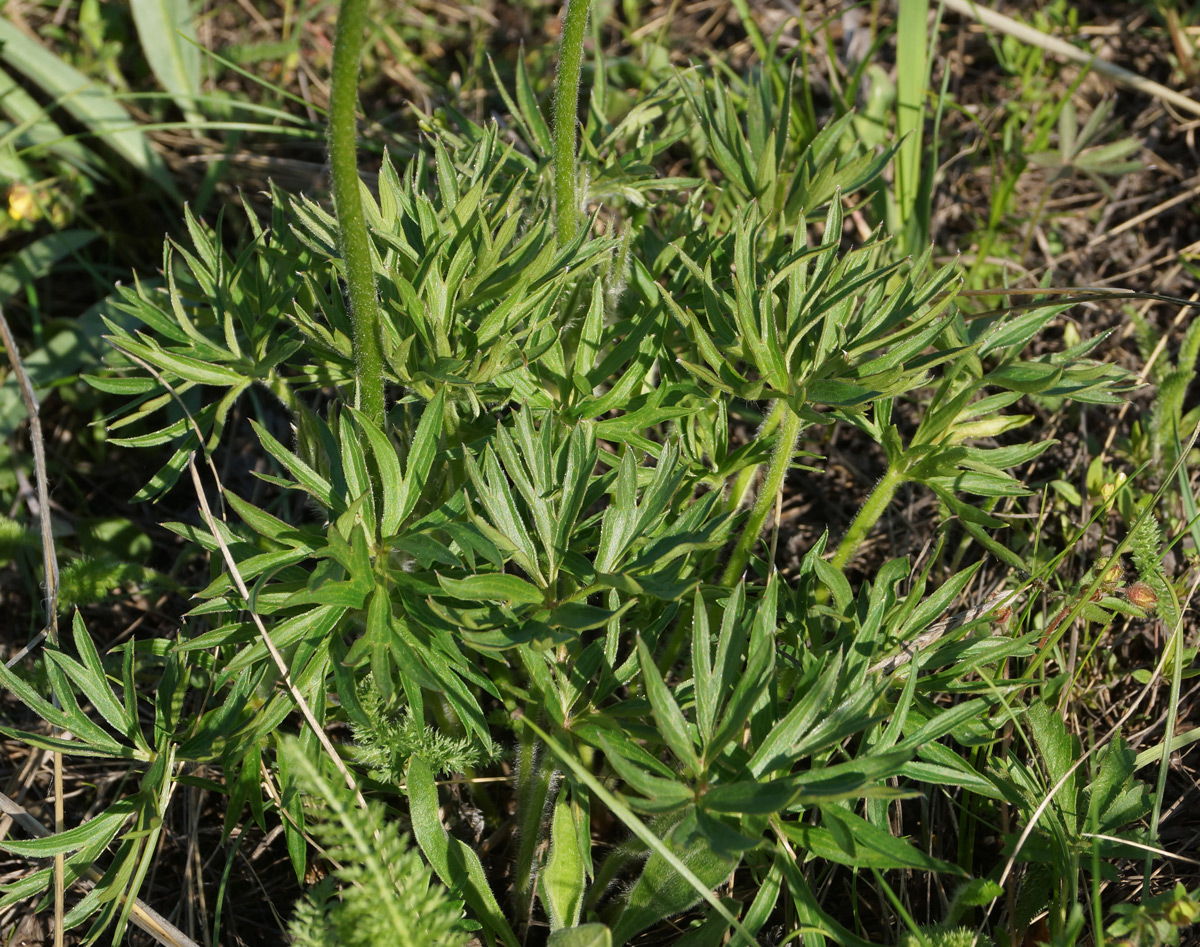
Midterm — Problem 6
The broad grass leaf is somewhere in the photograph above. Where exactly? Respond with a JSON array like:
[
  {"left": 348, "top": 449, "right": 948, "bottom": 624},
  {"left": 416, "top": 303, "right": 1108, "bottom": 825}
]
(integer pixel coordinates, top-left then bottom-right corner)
[
  {"left": 129, "top": 0, "right": 201, "bottom": 121},
  {"left": 0, "top": 20, "right": 177, "bottom": 196},
  {"left": 0, "top": 230, "right": 96, "bottom": 309}
]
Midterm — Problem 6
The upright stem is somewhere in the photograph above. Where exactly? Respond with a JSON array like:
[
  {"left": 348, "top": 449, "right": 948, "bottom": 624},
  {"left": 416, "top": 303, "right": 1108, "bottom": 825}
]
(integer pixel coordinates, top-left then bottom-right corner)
[
  {"left": 724, "top": 400, "right": 786, "bottom": 515},
  {"left": 329, "top": 0, "right": 385, "bottom": 425},
  {"left": 830, "top": 465, "right": 905, "bottom": 572},
  {"left": 553, "top": 0, "right": 590, "bottom": 246},
  {"left": 722, "top": 405, "right": 802, "bottom": 586}
]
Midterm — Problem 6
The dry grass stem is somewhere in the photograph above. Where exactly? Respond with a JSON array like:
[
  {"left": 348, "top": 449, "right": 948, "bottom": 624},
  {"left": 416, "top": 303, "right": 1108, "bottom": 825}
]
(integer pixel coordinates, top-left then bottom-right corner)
[{"left": 944, "top": 0, "right": 1200, "bottom": 119}]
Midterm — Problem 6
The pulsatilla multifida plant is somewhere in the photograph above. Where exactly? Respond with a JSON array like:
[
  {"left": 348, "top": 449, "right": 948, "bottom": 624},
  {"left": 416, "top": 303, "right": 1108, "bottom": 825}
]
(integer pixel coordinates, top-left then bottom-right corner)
[{"left": 1, "top": 1, "right": 1160, "bottom": 944}]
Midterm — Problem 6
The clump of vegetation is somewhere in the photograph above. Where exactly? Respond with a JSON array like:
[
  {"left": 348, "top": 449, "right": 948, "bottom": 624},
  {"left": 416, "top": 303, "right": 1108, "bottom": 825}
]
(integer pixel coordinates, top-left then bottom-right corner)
[{"left": 0, "top": 1, "right": 1196, "bottom": 945}]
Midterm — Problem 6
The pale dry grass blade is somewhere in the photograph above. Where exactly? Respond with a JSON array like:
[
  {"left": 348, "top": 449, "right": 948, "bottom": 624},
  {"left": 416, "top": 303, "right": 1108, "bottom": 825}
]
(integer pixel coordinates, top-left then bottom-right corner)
[
  {"left": 868, "top": 588, "right": 1021, "bottom": 676},
  {"left": 944, "top": 0, "right": 1200, "bottom": 119}
]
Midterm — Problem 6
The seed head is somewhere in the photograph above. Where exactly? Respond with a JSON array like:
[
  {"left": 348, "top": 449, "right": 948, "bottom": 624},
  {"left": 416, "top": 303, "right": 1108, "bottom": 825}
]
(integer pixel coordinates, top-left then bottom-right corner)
[{"left": 1125, "top": 581, "right": 1158, "bottom": 611}]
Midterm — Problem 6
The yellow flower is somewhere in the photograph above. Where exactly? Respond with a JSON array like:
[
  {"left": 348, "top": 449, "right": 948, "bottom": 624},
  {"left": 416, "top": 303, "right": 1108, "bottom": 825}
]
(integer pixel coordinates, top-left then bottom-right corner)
[{"left": 7, "top": 184, "right": 36, "bottom": 222}]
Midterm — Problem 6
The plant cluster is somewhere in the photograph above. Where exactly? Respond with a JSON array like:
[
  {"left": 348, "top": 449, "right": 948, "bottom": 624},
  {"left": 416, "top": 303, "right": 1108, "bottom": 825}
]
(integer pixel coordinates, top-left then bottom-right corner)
[{"left": 0, "top": 1, "right": 1195, "bottom": 946}]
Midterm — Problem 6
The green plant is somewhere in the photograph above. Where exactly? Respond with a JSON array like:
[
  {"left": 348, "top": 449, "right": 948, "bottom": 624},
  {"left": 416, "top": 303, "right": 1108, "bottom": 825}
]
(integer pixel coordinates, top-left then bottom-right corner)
[
  {"left": 284, "top": 739, "right": 473, "bottom": 947},
  {"left": 0, "top": 3, "right": 1190, "bottom": 946},
  {"left": 1107, "top": 883, "right": 1200, "bottom": 947}
]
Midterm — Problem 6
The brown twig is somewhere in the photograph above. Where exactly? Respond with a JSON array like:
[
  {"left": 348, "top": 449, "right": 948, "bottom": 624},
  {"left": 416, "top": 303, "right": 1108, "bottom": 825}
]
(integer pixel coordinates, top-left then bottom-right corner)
[
  {"left": 944, "top": 0, "right": 1200, "bottom": 119},
  {"left": 0, "top": 308, "right": 64, "bottom": 947}
]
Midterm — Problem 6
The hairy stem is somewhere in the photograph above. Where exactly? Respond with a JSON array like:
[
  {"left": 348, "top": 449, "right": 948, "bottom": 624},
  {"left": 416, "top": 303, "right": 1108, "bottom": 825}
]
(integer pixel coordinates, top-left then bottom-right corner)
[
  {"left": 724, "top": 400, "right": 786, "bottom": 515},
  {"left": 830, "top": 465, "right": 905, "bottom": 572},
  {"left": 722, "top": 405, "right": 802, "bottom": 586},
  {"left": 553, "top": 0, "right": 590, "bottom": 245},
  {"left": 329, "top": 0, "right": 385, "bottom": 425}
]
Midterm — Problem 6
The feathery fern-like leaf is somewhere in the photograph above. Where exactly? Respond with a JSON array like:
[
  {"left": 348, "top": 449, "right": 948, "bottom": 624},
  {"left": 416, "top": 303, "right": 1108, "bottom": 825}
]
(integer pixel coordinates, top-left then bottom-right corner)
[{"left": 283, "top": 739, "right": 471, "bottom": 947}]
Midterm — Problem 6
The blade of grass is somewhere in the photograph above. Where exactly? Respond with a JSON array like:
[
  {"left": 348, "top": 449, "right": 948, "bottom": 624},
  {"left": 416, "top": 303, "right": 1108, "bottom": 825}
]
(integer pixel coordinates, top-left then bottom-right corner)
[
  {"left": 895, "top": 0, "right": 927, "bottom": 230},
  {"left": 519, "top": 716, "right": 760, "bottom": 947},
  {"left": 129, "top": 0, "right": 202, "bottom": 124},
  {"left": 0, "top": 19, "right": 178, "bottom": 198}
]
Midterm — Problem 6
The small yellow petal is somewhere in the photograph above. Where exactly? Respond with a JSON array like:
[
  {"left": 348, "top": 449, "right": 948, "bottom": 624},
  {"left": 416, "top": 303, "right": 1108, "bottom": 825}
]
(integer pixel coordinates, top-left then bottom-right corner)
[{"left": 8, "top": 184, "right": 35, "bottom": 221}]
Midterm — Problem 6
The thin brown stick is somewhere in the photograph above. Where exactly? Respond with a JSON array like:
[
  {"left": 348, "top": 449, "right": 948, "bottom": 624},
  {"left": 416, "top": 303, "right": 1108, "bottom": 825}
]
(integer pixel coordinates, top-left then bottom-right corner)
[
  {"left": 0, "top": 308, "right": 64, "bottom": 947},
  {"left": 944, "top": 0, "right": 1200, "bottom": 119},
  {"left": 185, "top": 453, "right": 368, "bottom": 806},
  {"left": 0, "top": 311, "right": 56, "bottom": 643},
  {"left": 1087, "top": 178, "right": 1200, "bottom": 248}
]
